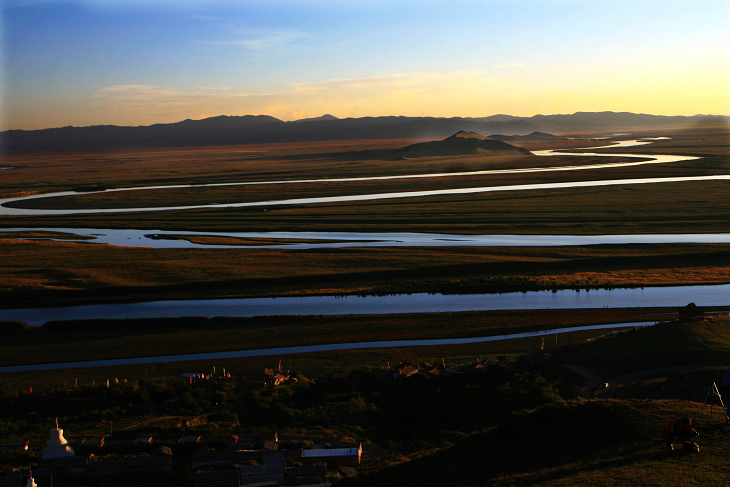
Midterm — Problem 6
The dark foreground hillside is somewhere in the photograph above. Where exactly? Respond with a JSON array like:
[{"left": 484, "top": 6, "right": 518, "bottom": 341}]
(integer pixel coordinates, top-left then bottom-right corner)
[
  {"left": 343, "top": 399, "right": 730, "bottom": 486},
  {"left": 2, "top": 316, "right": 729, "bottom": 485},
  {"left": 341, "top": 317, "right": 730, "bottom": 486}
]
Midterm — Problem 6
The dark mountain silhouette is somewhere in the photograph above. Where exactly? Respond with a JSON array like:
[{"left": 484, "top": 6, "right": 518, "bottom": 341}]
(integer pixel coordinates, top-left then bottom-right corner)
[
  {"left": 292, "top": 114, "right": 339, "bottom": 123},
  {"left": 468, "top": 114, "right": 525, "bottom": 123},
  {"left": 489, "top": 131, "right": 565, "bottom": 142},
  {"left": 0, "top": 115, "right": 540, "bottom": 152},
  {"left": 487, "top": 134, "right": 518, "bottom": 141},
  {"left": 528, "top": 111, "right": 728, "bottom": 132},
  {"left": 517, "top": 131, "right": 564, "bottom": 141},
  {"left": 0, "top": 115, "right": 284, "bottom": 152},
  {"left": 1, "top": 112, "right": 725, "bottom": 153},
  {"left": 400, "top": 131, "right": 532, "bottom": 157}
]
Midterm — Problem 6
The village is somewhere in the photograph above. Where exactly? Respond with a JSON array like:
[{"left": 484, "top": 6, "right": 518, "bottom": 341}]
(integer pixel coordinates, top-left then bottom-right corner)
[
  {"left": 0, "top": 303, "right": 720, "bottom": 487},
  {"left": 0, "top": 354, "right": 516, "bottom": 487},
  {"left": 1, "top": 419, "right": 363, "bottom": 487}
]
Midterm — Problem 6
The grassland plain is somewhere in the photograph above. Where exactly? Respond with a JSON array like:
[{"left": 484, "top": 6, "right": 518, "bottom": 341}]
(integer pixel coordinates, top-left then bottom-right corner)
[
  {"left": 2, "top": 313, "right": 728, "bottom": 390},
  {"left": 0, "top": 125, "right": 729, "bottom": 309},
  {"left": 0, "top": 124, "right": 728, "bottom": 482},
  {"left": 2, "top": 236, "right": 730, "bottom": 307},
  {"left": 1, "top": 126, "right": 727, "bottom": 228}
]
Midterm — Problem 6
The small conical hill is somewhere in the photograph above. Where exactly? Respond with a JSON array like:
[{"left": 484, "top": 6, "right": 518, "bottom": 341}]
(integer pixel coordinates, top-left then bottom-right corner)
[{"left": 400, "top": 131, "right": 531, "bottom": 157}]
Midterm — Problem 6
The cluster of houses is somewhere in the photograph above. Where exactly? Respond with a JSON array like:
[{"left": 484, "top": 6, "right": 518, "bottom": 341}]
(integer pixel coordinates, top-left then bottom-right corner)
[
  {"left": 192, "top": 433, "right": 361, "bottom": 487},
  {"left": 0, "top": 423, "right": 361, "bottom": 487},
  {"left": 185, "top": 357, "right": 504, "bottom": 390},
  {"left": 0, "top": 357, "right": 509, "bottom": 486},
  {"left": 185, "top": 362, "right": 293, "bottom": 387},
  {"left": 392, "top": 357, "right": 501, "bottom": 379}
]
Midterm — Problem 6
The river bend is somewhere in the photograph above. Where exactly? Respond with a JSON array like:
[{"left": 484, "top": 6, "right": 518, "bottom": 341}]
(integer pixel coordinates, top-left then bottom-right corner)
[{"left": 0, "top": 138, "right": 717, "bottom": 216}]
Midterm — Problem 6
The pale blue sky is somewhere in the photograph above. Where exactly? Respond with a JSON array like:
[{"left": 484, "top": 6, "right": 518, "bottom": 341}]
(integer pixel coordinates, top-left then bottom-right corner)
[{"left": 2, "top": 0, "right": 728, "bottom": 130}]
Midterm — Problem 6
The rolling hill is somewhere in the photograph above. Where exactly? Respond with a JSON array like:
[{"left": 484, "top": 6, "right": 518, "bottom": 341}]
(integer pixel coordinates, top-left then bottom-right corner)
[
  {"left": 343, "top": 398, "right": 730, "bottom": 487},
  {"left": 399, "top": 130, "right": 532, "bottom": 157},
  {"left": 342, "top": 317, "right": 730, "bottom": 486}
]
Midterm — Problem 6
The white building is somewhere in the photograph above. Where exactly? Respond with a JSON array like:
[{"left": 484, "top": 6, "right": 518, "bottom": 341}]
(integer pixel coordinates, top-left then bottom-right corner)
[{"left": 41, "top": 418, "right": 75, "bottom": 461}]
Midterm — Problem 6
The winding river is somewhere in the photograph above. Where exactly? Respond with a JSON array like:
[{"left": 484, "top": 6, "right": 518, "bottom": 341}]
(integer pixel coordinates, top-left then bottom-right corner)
[
  {"left": 1, "top": 136, "right": 727, "bottom": 251},
  {"left": 1, "top": 138, "right": 728, "bottom": 320},
  {"left": 1, "top": 137, "right": 729, "bottom": 370},
  {"left": 0, "top": 138, "right": 720, "bottom": 216}
]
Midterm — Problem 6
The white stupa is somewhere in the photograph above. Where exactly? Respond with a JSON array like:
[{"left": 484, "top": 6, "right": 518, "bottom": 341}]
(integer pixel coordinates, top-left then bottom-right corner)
[
  {"left": 42, "top": 418, "right": 75, "bottom": 460},
  {"left": 26, "top": 473, "right": 37, "bottom": 487}
]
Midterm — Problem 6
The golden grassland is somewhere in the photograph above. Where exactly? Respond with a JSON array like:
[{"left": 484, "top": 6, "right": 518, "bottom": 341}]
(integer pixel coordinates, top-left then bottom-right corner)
[
  {"left": 1, "top": 125, "right": 724, "bottom": 201},
  {"left": 0, "top": 127, "right": 727, "bottom": 233},
  {"left": 3, "top": 154, "right": 664, "bottom": 211},
  {"left": 1, "top": 238, "right": 729, "bottom": 307},
  {"left": 0, "top": 124, "right": 728, "bottom": 307},
  {"left": 3, "top": 178, "right": 727, "bottom": 235},
  {"left": 0, "top": 124, "right": 728, "bottom": 486},
  {"left": 0, "top": 135, "right": 608, "bottom": 196}
]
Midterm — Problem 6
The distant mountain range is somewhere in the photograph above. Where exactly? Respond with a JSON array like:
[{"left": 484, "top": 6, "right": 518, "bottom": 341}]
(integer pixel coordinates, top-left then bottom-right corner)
[{"left": 1, "top": 112, "right": 725, "bottom": 153}]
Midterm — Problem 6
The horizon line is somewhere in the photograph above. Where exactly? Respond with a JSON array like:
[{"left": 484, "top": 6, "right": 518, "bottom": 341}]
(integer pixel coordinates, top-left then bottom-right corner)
[{"left": 3, "top": 111, "right": 728, "bottom": 132}]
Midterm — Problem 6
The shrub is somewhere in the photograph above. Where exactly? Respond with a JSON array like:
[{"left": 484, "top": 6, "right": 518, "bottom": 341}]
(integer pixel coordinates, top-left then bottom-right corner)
[{"left": 0, "top": 321, "right": 30, "bottom": 333}]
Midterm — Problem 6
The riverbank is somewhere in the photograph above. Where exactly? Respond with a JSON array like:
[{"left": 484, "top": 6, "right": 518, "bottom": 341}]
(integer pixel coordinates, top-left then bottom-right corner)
[
  {"left": 1, "top": 239, "right": 729, "bottom": 309},
  {"left": 0, "top": 307, "right": 674, "bottom": 391},
  {"left": 0, "top": 308, "right": 673, "bottom": 364}
]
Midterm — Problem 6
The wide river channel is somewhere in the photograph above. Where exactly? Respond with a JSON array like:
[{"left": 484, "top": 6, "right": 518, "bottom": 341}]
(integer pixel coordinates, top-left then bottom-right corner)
[{"left": 2, "top": 284, "right": 728, "bottom": 326}]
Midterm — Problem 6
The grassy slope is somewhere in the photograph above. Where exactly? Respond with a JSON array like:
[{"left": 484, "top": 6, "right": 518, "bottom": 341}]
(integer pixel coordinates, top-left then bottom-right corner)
[
  {"left": 344, "top": 317, "right": 730, "bottom": 486},
  {"left": 344, "top": 399, "right": 730, "bottom": 487},
  {"left": 552, "top": 316, "right": 730, "bottom": 371},
  {"left": 0, "top": 308, "right": 676, "bottom": 367}
]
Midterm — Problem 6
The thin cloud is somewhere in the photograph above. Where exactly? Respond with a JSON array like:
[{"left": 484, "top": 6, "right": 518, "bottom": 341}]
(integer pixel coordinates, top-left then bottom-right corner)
[
  {"left": 291, "top": 72, "right": 497, "bottom": 97},
  {"left": 491, "top": 63, "right": 526, "bottom": 68},
  {"left": 195, "top": 29, "right": 307, "bottom": 51},
  {"left": 90, "top": 71, "right": 507, "bottom": 122},
  {"left": 93, "top": 85, "right": 189, "bottom": 99}
]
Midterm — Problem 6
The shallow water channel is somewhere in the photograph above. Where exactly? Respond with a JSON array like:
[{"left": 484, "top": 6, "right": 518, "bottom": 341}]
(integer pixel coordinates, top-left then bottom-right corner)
[
  {"left": 4, "top": 228, "right": 730, "bottom": 249},
  {"left": 0, "top": 321, "right": 654, "bottom": 373}
]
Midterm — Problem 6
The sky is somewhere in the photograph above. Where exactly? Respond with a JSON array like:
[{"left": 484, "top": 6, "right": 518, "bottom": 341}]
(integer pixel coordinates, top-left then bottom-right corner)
[{"left": 1, "top": 0, "right": 728, "bottom": 130}]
